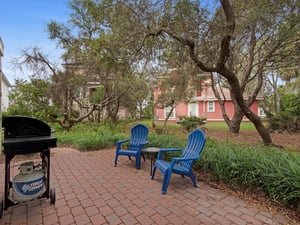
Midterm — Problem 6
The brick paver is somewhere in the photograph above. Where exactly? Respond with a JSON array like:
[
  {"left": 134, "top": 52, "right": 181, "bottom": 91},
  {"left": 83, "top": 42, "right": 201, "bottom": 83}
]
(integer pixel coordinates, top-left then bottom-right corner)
[{"left": 0, "top": 147, "right": 297, "bottom": 224}]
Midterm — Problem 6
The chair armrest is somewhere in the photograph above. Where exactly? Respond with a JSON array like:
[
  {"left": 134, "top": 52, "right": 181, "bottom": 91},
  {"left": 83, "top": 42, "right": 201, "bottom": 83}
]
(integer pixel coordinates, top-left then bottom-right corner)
[
  {"left": 169, "top": 155, "right": 199, "bottom": 168},
  {"left": 116, "top": 139, "right": 129, "bottom": 144},
  {"left": 141, "top": 141, "right": 149, "bottom": 146},
  {"left": 172, "top": 155, "right": 199, "bottom": 162},
  {"left": 138, "top": 141, "right": 149, "bottom": 150},
  {"left": 157, "top": 148, "right": 182, "bottom": 159},
  {"left": 116, "top": 139, "right": 129, "bottom": 150}
]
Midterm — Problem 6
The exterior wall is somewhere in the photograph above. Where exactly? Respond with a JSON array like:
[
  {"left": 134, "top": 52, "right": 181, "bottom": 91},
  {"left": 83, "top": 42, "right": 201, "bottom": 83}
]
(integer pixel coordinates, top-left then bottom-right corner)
[
  {"left": 176, "top": 102, "right": 188, "bottom": 119},
  {"left": 155, "top": 100, "right": 260, "bottom": 122},
  {"left": 1, "top": 76, "right": 10, "bottom": 112},
  {"left": 153, "top": 79, "right": 263, "bottom": 122},
  {"left": 0, "top": 37, "right": 11, "bottom": 112}
]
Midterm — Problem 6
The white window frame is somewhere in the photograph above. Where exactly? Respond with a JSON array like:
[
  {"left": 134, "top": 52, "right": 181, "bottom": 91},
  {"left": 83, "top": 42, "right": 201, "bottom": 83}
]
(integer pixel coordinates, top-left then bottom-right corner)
[
  {"left": 164, "top": 106, "right": 176, "bottom": 119},
  {"left": 207, "top": 101, "right": 215, "bottom": 112},
  {"left": 258, "top": 106, "right": 266, "bottom": 117}
]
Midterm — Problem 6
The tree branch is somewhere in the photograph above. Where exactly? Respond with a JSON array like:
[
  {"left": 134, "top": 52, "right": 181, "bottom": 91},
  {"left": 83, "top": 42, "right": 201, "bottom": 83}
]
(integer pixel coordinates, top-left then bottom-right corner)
[
  {"left": 217, "top": 0, "right": 236, "bottom": 71},
  {"left": 139, "top": 28, "right": 215, "bottom": 72}
]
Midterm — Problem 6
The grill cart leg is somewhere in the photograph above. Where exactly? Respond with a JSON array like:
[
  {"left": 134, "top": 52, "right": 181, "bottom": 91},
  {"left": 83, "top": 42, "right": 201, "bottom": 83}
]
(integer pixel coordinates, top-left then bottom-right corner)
[
  {"left": 40, "top": 148, "right": 51, "bottom": 200},
  {"left": 4, "top": 152, "right": 18, "bottom": 210},
  {"left": 40, "top": 148, "right": 55, "bottom": 204},
  {"left": 50, "top": 188, "right": 56, "bottom": 204},
  {"left": 0, "top": 200, "right": 3, "bottom": 218}
]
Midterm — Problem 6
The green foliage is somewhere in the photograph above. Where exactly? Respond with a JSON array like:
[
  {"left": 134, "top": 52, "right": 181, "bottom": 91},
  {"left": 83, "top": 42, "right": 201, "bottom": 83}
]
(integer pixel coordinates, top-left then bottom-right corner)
[
  {"left": 89, "top": 86, "right": 105, "bottom": 104},
  {"left": 120, "top": 77, "right": 151, "bottom": 119},
  {"left": 56, "top": 123, "right": 126, "bottom": 151},
  {"left": 7, "top": 76, "right": 56, "bottom": 121},
  {"left": 148, "top": 133, "right": 185, "bottom": 149},
  {"left": 177, "top": 116, "right": 206, "bottom": 132},
  {"left": 197, "top": 141, "right": 300, "bottom": 209},
  {"left": 267, "top": 93, "right": 300, "bottom": 131},
  {"left": 47, "top": 0, "right": 154, "bottom": 124}
]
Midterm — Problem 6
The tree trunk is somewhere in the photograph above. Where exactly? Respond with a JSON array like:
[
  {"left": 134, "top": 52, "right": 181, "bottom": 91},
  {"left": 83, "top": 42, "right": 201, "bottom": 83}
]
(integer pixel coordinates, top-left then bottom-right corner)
[
  {"left": 228, "top": 89, "right": 244, "bottom": 133},
  {"left": 227, "top": 76, "right": 272, "bottom": 145},
  {"left": 216, "top": 97, "right": 243, "bottom": 133},
  {"left": 210, "top": 73, "right": 243, "bottom": 133},
  {"left": 107, "top": 106, "right": 118, "bottom": 124},
  {"left": 229, "top": 110, "right": 243, "bottom": 133},
  {"left": 163, "top": 106, "right": 175, "bottom": 132}
]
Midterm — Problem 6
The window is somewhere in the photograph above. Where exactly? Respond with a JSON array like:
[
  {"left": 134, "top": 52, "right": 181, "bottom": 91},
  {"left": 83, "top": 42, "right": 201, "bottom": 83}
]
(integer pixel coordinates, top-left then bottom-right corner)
[
  {"left": 75, "top": 87, "right": 85, "bottom": 98},
  {"left": 207, "top": 101, "right": 215, "bottom": 112},
  {"left": 164, "top": 106, "right": 175, "bottom": 119},
  {"left": 188, "top": 103, "right": 198, "bottom": 117},
  {"left": 258, "top": 107, "right": 266, "bottom": 117}
]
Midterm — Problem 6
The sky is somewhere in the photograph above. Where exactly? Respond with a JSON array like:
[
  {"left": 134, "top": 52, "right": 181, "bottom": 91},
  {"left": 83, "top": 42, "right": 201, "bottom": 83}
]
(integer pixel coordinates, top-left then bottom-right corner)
[{"left": 0, "top": 0, "right": 71, "bottom": 84}]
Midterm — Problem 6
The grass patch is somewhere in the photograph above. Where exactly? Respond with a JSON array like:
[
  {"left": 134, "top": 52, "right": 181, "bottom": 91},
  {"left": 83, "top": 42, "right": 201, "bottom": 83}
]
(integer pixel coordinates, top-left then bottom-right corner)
[{"left": 203, "top": 121, "right": 257, "bottom": 131}]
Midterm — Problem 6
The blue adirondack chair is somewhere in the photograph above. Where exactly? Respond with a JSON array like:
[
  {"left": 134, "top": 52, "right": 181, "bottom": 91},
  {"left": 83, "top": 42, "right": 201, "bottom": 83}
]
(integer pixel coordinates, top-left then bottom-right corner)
[
  {"left": 114, "top": 124, "right": 149, "bottom": 169},
  {"left": 151, "top": 129, "right": 206, "bottom": 194}
]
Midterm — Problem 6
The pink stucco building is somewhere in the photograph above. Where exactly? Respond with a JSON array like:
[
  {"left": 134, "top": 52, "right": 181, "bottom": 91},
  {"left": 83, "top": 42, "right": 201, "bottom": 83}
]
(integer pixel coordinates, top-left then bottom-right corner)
[{"left": 153, "top": 78, "right": 265, "bottom": 122}]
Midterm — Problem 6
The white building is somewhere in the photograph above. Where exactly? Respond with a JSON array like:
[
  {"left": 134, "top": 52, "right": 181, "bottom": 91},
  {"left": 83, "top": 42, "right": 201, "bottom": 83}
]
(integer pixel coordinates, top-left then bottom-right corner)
[{"left": 0, "top": 37, "right": 11, "bottom": 112}]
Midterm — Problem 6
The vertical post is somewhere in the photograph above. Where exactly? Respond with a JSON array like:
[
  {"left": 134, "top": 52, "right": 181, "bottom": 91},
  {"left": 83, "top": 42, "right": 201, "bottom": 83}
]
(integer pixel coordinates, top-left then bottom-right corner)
[
  {"left": 0, "top": 69, "right": 2, "bottom": 156},
  {"left": 0, "top": 38, "right": 4, "bottom": 155}
]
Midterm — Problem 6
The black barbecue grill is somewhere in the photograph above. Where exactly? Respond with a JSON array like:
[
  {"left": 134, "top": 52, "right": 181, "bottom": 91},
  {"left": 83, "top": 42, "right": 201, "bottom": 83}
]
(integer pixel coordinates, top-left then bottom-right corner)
[{"left": 1, "top": 116, "right": 57, "bottom": 217}]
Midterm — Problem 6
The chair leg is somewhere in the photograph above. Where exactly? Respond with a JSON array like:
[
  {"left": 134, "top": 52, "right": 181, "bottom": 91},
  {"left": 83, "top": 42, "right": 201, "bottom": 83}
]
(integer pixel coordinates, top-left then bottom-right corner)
[
  {"left": 136, "top": 156, "right": 141, "bottom": 169},
  {"left": 114, "top": 155, "right": 118, "bottom": 167},
  {"left": 189, "top": 171, "right": 198, "bottom": 187},
  {"left": 162, "top": 170, "right": 172, "bottom": 195}
]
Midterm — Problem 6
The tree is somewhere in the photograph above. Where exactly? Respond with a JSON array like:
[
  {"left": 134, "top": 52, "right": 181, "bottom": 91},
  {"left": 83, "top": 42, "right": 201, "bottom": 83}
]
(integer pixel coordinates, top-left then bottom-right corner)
[
  {"left": 61, "top": 0, "right": 298, "bottom": 145},
  {"left": 12, "top": 0, "right": 300, "bottom": 142},
  {"left": 120, "top": 76, "right": 150, "bottom": 120},
  {"left": 8, "top": 75, "right": 55, "bottom": 120},
  {"left": 268, "top": 91, "right": 300, "bottom": 132},
  {"left": 47, "top": 0, "right": 153, "bottom": 124},
  {"left": 130, "top": 0, "right": 299, "bottom": 145},
  {"left": 11, "top": 47, "right": 126, "bottom": 129},
  {"left": 11, "top": 0, "right": 153, "bottom": 128}
]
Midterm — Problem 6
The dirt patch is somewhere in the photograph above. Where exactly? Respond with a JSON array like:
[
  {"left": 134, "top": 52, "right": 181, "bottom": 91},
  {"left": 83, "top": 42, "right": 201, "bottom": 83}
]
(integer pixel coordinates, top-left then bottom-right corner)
[{"left": 206, "top": 130, "right": 300, "bottom": 153}]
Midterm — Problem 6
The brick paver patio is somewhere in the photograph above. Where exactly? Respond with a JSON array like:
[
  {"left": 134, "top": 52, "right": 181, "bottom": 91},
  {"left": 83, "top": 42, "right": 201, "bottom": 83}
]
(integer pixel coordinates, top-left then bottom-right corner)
[{"left": 0, "top": 147, "right": 295, "bottom": 224}]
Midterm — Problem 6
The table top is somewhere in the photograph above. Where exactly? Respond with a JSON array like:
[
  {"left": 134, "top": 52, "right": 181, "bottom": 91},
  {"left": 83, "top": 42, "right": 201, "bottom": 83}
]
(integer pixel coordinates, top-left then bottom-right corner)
[{"left": 143, "top": 147, "right": 160, "bottom": 153}]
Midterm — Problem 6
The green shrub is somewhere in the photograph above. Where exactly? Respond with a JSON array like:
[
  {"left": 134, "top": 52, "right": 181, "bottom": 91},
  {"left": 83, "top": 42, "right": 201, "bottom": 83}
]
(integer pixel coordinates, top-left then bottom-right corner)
[
  {"left": 56, "top": 123, "right": 127, "bottom": 151},
  {"left": 197, "top": 140, "right": 300, "bottom": 209},
  {"left": 148, "top": 133, "right": 185, "bottom": 148},
  {"left": 267, "top": 93, "right": 300, "bottom": 132},
  {"left": 177, "top": 116, "right": 206, "bottom": 132}
]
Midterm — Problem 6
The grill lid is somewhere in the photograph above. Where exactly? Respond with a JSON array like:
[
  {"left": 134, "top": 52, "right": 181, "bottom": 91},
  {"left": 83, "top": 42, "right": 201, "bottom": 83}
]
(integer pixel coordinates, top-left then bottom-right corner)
[{"left": 2, "top": 116, "right": 52, "bottom": 139}]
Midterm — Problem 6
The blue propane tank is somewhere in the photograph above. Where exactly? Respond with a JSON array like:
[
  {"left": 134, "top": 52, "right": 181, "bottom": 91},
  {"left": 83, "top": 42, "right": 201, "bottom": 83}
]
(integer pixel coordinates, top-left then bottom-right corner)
[{"left": 12, "top": 161, "right": 46, "bottom": 202}]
